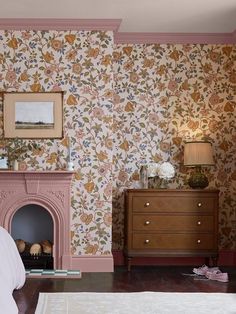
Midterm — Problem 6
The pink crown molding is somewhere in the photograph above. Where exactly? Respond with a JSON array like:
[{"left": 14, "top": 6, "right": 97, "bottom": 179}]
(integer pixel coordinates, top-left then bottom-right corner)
[
  {"left": 0, "top": 19, "right": 234, "bottom": 44},
  {"left": 0, "top": 18, "right": 122, "bottom": 31},
  {"left": 115, "top": 31, "right": 236, "bottom": 44}
]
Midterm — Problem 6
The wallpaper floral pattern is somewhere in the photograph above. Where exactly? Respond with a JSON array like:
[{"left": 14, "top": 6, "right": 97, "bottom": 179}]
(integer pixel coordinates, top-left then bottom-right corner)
[
  {"left": 0, "top": 29, "right": 235, "bottom": 258},
  {"left": 0, "top": 30, "right": 114, "bottom": 256},
  {"left": 112, "top": 44, "right": 236, "bottom": 251}
]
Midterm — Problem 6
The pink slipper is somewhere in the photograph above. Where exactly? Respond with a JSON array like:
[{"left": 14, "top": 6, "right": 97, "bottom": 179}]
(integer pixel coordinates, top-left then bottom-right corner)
[
  {"left": 193, "top": 265, "right": 219, "bottom": 276},
  {"left": 205, "top": 271, "right": 229, "bottom": 283}
]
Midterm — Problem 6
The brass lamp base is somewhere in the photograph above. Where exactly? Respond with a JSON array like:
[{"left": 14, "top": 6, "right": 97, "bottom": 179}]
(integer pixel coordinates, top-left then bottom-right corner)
[{"left": 188, "top": 167, "right": 209, "bottom": 189}]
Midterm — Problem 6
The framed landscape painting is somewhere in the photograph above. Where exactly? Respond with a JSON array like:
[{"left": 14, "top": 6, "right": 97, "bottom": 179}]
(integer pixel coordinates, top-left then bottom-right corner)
[{"left": 3, "top": 92, "right": 63, "bottom": 138}]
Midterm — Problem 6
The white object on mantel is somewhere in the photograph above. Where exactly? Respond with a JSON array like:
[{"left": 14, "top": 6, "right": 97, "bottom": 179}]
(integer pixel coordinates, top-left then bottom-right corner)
[
  {"left": 13, "top": 160, "right": 19, "bottom": 171},
  {"left": 67, "top": 137, "right": 74, "bottom": 171},
  {"left": 67, "top": 161, "right": 74, "bottom": 171},
  {"left": 68, "top": 137, "right": 72, "bottom": 163}
]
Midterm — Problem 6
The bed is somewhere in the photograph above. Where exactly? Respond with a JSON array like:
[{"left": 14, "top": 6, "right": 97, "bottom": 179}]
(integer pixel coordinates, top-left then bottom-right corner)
[{"left": 0, "top": 226, "right": 25, "bottom": 314}]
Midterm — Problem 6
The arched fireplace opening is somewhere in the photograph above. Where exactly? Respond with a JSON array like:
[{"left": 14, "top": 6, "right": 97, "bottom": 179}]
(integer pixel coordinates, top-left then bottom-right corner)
[
  {"left": 12, "top": 204, "right": 53, "bottom": 242},
  {"left": 12, "top": 204, "right": 54, "bottom": 269}
]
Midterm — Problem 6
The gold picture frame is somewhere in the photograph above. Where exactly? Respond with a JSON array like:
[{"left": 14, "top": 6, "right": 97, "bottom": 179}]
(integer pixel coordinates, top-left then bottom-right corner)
[{"left": 3, "top": 92, "right": 63, "bottom": 139}]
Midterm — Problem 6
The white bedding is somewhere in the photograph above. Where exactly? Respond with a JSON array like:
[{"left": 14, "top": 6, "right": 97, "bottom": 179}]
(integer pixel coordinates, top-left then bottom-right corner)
[{"left": 0, "top": 226, "right": 25, "bottom": 314}]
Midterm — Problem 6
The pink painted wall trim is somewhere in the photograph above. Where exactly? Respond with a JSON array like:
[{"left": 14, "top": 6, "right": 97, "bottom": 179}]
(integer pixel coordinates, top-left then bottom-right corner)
[
  {"left": 115, "top": 31, "right": 236, "bottom": 44},
  {"left": 0, "top": 19, "right": 235, "bottom": 44},
  {"left": 71, "top": 255, "right": 114, "bottom": 272},
  {"left": 0, "top": 18, "right": 121, "bottom": 31}
]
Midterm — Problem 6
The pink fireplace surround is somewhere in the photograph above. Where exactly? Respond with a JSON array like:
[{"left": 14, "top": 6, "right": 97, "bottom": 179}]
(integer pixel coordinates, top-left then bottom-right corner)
[
  {"left": 0, "top": 171, "right": 73, "bottom": 269},
  {"left": 0, "top": 170, "right": 114, "bottom": 272}
]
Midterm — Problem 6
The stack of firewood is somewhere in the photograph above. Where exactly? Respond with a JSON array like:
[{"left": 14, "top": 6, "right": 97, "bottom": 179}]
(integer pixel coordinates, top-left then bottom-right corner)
[{"left": 14, "top": 239, "right": 53, "bottom": 255}]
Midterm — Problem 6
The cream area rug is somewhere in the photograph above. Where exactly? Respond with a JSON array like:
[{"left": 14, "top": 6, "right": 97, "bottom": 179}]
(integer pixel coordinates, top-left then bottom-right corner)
[{"left": 35, "top": 292, "right": 236, "bottom": 314}]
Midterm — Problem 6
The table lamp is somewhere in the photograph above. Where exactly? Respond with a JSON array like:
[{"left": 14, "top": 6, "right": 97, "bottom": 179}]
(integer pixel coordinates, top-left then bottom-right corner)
[{"left": 184, "top": 141, "right": 214, "bottom": 189}]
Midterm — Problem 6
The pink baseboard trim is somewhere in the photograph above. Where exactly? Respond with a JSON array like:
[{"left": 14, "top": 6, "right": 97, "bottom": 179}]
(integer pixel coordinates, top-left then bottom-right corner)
[
  {"left": 113, "top": 250, "right": 236, "bottom": 267},
  {"left": 115, "top": 31, "right": 236, "bottom": 44},
  {"left": 0, "top": 18, "right": 121, "bottom": 31},
  {"left": 71, "top": 255, "right": 114, "bottom": 272}
]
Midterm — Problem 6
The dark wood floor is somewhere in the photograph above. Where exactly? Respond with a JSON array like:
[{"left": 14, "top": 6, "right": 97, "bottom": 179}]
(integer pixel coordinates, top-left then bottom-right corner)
[{"left": 14, "top": 266, "right": 236, "bottom": 314}]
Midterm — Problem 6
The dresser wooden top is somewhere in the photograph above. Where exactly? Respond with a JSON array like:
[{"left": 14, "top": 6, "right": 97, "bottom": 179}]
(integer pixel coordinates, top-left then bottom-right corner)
[{"left": 125, "top": 189, "right": 219, "bottom": 195}]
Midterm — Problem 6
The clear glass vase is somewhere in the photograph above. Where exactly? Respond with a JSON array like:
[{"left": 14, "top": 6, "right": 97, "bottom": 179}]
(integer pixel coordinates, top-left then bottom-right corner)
[
  {"left": 157, "top": 178, "right": 168, "bottom": 189},
  {"left": 148, "top": 177, "right": 169, "bottom": 189},
  {"left": 140, "top": 165, "right": 148, "bottom": 188}
]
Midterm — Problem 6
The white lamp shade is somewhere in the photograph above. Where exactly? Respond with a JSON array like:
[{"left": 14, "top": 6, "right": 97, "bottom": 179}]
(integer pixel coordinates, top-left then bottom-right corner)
[{"left": 184, "top": 141, "right": 214, "bottom": 166}]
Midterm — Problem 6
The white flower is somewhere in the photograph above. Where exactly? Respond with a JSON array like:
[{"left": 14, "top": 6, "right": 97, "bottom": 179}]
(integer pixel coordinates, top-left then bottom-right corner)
[
  {"left": 157, "top": 162, "right": 175, "bottom": 179},
  {"left": 147, "top": 163, "right": 159, "bottom": 177}
]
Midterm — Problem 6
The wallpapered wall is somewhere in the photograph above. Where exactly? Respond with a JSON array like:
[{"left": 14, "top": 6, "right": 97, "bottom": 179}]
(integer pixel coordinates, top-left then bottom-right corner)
[
  {"left": 112, "top": 44, "right": 236, "bottom": 251},
  {"left": 0, "top": 30, "right": 114, "bottom": 256},
  {"left": 0, "top": 30, "right": 235, "bottom": 257}
]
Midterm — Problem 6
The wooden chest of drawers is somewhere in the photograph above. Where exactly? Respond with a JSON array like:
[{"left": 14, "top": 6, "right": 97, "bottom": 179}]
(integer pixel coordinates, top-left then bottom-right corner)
[{"left": 124, "top": 189, "right": 219, "bottom": 271}]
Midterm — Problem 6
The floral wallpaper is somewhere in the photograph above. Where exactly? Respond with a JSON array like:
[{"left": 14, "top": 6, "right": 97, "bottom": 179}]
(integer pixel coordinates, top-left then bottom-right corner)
[
  {"left": 0, "top": 30, "right": 114, "bottom": 256},
  {"left": 0, "top": 30, "right": 235, "bottom": 259},
  {"left": 112, "top": 44, "right": 236, "bottom": 251}
]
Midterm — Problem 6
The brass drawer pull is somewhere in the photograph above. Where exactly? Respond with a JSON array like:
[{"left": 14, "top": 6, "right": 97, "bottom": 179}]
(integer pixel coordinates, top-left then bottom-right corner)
[
  {"left": 145, "top": 202, "right": 150, "bottom": 207},
  {"left": 145, "top": 239, "right": 150, "bottom": 244},
  {"left": 197, "top": 202, "right": 202, "bottom": 207},
  {"left": 197, "top": 221, "right": 201, "bottom": 225},
  {"left": 145, "top": 221, "right": 150, "bottom": 225},
  {"left": 197, "top": 239, "right": 201, "bottom": 244}
]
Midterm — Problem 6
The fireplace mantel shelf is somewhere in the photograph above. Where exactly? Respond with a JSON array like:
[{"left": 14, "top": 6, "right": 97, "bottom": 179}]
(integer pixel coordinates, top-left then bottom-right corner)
[
  {"left": 0, "top": 170, "right": 74, "bottom": 174},
  {"left": 0, "top": 170, "right": 75, "bottom": 181}
]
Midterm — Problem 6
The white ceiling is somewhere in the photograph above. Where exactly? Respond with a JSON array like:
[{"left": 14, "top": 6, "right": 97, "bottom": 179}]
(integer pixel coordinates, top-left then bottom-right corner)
[{"left": 0, "top": 0, "right": 235, "bottom": 33}]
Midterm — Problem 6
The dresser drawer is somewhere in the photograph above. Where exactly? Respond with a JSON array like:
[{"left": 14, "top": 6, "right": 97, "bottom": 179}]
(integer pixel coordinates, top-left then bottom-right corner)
[
  {"left": 132, "top": 233, "right": 215, "bottom": 250},
  {"left": 133, "top": 214, "right": 214, "bottom": 232},
  {"left": 132, "top": 196, "right": 214, "bottom": 213}
]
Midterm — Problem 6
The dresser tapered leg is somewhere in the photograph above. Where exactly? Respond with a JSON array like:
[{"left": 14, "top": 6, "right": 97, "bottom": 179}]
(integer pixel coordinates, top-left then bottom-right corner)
[
  {"left": 127, "top": 257, "right": 132, "bottom": 272},
  {"left": 205, "top": 256, "right": 218, "bottom": 267},
  {"left": 211, "top": 256, "right": 218, "bottom": 267}
]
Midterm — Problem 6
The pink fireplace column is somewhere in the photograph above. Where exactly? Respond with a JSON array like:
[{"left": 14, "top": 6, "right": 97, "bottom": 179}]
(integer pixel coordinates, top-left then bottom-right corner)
[{"left": 0, "top": 171, "right": 73, "bottom": 270}]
